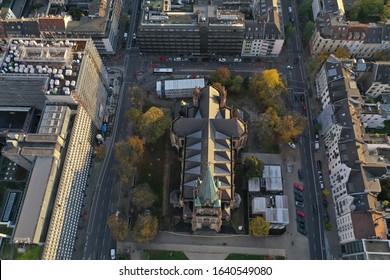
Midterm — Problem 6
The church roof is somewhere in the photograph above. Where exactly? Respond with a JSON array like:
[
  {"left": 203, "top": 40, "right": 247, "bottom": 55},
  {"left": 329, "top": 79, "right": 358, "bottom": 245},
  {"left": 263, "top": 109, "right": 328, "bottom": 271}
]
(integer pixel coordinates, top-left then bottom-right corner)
[{"left": 194, "top": 164, "right": 221, "bottom": 207}]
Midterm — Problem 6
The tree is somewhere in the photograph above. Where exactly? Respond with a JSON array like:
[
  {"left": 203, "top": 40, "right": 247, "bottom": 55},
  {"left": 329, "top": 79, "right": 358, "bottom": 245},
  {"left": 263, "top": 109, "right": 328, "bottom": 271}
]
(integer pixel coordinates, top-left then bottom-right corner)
[
  {"left": 285, "top": 24, "right": 295, "bottom": 39},
  {"left": 210, "top": 67, "right": 231, "bottom": 86},
  {"left": 298, "top": 0, "right": 313, "bottom": 20},
  {"left": 244, "top": 156, "right": 264, "bottom": 179},
  {"left": 249, "top": 216, "right": 270, "bottom": 237},
  {"left": 131, "top": 215, "right": 158, "bottom": 243},
  {"left": 302, "top": 21, "right": 315, "bottom": 42},
  {"left": 254, "top": 109, "right": 279, "bottom": 152},
  {"left": 139, "top": 107, "right": 171, "bottom": 143},
  {"left": 67, "top": 7, "right": 85, "bottom": 21},
  {"left": 132, "top": 183, "right": 157, "bottom": 209},
  {"left": 378, "top": 178, "right": 390, "bottom": 201},
  {"left": 114, "top": 136, "right": 144, "bottom": 184},
  {"left": 276, "top": 113, "right": 306, "bottom": 143},
  {"left": 322, "top": 188, "right": 331, "bottom": 197},
  {"left": 107, "top": 214, "right": 129, "bottom": 241},
  {"left": 333, "top": 46, "right": 351, "bottom": 59},
  {"left": 128, "top": 87, "right": 147, "bottom": 110},
  {"left": 228, "top": 75, "right": 244, "bottom": 95},
  {"left": 347, "top": 0, "right": 385, "bottom": 23},
  {"left": 94, "top": 145, "right": 106, "bottom": 162},
  {"left": 372, "top": 51, "right": 390, "bottom": 61},
  {"left": 250, "top": 70, "right": 286, "bottom": 111},
  {"left": 325, "top": 223, "right": 333, "bottom": 231}
]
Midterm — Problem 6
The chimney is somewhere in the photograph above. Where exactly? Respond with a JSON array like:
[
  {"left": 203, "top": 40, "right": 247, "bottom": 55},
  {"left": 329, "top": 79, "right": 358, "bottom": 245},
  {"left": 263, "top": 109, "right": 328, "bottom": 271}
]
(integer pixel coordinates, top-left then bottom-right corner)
[
  {"left": 219, "top": 86, "right": 227, "bottom": 108},
  {"left": 192, "top": 87, "right": 201, "bottom": 108}
]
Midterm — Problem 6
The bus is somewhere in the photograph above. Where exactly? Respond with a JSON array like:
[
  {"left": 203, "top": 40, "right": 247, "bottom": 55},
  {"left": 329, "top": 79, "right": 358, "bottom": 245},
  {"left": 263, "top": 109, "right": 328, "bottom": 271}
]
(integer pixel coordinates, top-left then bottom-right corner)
[{"left": 153, "top": 68, "right": 173, "bottom": 74}]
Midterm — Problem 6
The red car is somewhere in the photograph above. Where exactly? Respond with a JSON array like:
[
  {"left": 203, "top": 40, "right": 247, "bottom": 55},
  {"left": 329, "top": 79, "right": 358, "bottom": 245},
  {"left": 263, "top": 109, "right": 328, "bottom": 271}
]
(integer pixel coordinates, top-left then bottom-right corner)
[
  {"left": 294, "top": 183, "right": 304, "bottom": 192},
  {"left": 83, "top": 213, "right": 87, "bottom": 221},
  {"left": 296, "top": 210, "right": 305, "bottom": 218}
]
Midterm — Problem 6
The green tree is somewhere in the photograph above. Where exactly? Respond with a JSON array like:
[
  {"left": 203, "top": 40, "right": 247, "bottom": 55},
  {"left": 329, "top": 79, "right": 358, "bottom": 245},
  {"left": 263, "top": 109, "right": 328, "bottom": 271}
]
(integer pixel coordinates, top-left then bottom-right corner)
[
  {"left": 244, "top": 156, "right": 264, "bottom": 179},
  {"left": 285, "top": 25, "right": 295, "bottom": 39},
  {"left": 347, "top": 0, "right": 384, "bottom": 23},
  {"left": 132, "top": 183, "right": 157, "bottom": 209},
  {"left": 325, "top": 223, "right": 333, "bottom": 231},
  {"left": 378, "top": 179, "right": 390, "bottom": 201},
  {"left": 333, "top": 46, "right": 351, "bottom": 59},
  {"left": 210, "top": 67, "right": 231, "bottom": 86},
  {"left": 107, "top": 214, "right": 129, "bottom": 241},
  {"left": 298, "top": 0, "right": 312, "bottom": 20},
  {"left": 254, "top": 109, "right": 279, "bottom": 152},
  {"left": 249, "top": 216, "right": 270, "bottom": 237},
  {"left": 68, "top": 7, "right": 85, "bottom": 21},
  {"left": 131, "top": 216, "right": 158, "bottom": 243},
  {"left": 139, "top": 107, "right": 171, "bottom": 144},
  {"left": 125, "top": 108, "right": 142, "bottom": 132},
  {"left": 302, "top": 21, "right": 315, "bottom": 42},
  {"left": 228, "top": 75, "right": 244, "bottom": 94}
]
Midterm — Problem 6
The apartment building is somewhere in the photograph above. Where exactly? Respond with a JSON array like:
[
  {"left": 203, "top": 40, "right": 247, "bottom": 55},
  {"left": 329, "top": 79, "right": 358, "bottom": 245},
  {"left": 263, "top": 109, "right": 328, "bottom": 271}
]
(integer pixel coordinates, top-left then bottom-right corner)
[
  {"left": 137, "top": 0, "right": 284, "bottom": 57},
  {"left": 0, "top": 38, "right": 108, "bottom": 259},
  {"left": 0, "top": 0, "right": 123, "bottom": 54},
  {"left": 315, "top": 55, "right": 388, "bottom": 245},
  {"left": 309, "top": 0, "right": 390, "bottom": 58},
  {"left": 342, "top": 239, "right": 390, "bottom": 260}
]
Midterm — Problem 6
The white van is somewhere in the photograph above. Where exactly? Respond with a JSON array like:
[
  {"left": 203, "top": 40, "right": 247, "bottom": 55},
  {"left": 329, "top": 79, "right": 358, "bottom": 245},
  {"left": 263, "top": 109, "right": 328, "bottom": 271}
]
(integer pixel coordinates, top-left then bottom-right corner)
[{"left": 110, "top": 249, "right": 116, "bottom": 260}]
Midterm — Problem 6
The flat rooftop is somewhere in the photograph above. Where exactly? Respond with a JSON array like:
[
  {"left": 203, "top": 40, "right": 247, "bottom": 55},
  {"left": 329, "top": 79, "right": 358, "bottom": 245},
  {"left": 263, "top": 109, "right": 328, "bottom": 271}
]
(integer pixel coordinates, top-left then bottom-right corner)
[{"left": 0, "top": 39, "right": 88, "bottom": 96}]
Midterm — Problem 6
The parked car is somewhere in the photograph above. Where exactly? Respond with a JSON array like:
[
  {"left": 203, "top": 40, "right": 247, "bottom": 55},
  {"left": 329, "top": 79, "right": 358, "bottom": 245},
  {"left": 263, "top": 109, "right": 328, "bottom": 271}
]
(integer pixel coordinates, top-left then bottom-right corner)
[
  {"left": 297, "top": 222, "right": 306, "bottom": 229},
  {"left": 286, "top": 65, "right": 293, "bottom": 70},
  {"left": 288, "top": 6, "right": 293, "bottom": 13},
  {"left": 83, "top": 213, "right": 87, "bottom": 221},
  {"left": 218, "top": 58, "right": 227, "bottom": 62},
  {"left": 323, "top": 199, "right": 328, "bottom": 208},
  {"left": 295, "top": 195, "right": 304, "bottom": 203},
  {"left": 315, "top": 140, "right": 320, "bottom": 150},
  {"left": 294, "top": 189, "right": 304, "bottom": 197},
  {"left": 296, "top": 210, "right": 305, "bottom": 218},
  {"left": 319, "top": 181, "right": 324, "bottom": 189},
  {"left": 296, "top": 216, "right": 305, "bottom": 224},
  {"left": 298, "top": 169, "right": 304, "bottom": 180},
  {"left": 234, "top": 58, "right": 242, "bottom": 62},
  {"left": 110, "top": 249, "right": 116, "bottom": 260},
  {"left": 294, "top": 182, "right": 304, "bottom": 192},
  {"left": 297, "top": 227, "right": 307, "bottom": 235},
  {"left": 324, "top": 213, "right": 330, "bottom": 223},
  {"left": 312, "top": 203, "right": 318, "bottom": 215},
  {"left": 295, "top": 201, "right": 305, "bottom": 208},
  {"left": 317, "top": 160, "right": 322, "bottom": 170},
  {"left": 288, "top": 142, "right": 296, "bottom": 149}
]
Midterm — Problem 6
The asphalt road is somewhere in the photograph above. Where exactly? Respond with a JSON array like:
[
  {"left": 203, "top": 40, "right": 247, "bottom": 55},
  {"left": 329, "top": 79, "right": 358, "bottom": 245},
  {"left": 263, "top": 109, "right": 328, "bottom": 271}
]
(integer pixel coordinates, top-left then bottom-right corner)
[{"left": 284, "top": 0, "right": 327, "bottom": 260}]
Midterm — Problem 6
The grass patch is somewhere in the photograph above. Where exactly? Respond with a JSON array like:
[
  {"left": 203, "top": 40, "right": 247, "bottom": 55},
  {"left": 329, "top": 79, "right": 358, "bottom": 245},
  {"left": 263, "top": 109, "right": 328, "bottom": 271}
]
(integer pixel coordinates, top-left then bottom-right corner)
[
  {"left": 225, "top": 254, "right": 267, "bottom": 260},
  {"left": 2, "top": 240, "right": 12, "bottom": 260},
  {"left": 0, "top": 225, "right": 14, "bottom": 235},
  {"left": 117, "top": 253, "right": 131, "bottom": 260},
  {"left": 137, "top": 135, "right": 166, "bottom": 216},
  {"left": 146, "top": 250, "right": 188, "bottom": 260},
  {"left": 13, "top": 245, "right": 43, "bottom": 260}
]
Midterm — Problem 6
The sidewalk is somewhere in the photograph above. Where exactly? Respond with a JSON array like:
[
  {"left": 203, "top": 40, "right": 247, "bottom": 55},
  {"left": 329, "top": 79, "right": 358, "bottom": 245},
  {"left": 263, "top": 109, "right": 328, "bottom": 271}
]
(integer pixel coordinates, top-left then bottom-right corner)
[{"left": 72, "top": 71, "right": 123, "bottom": 260}]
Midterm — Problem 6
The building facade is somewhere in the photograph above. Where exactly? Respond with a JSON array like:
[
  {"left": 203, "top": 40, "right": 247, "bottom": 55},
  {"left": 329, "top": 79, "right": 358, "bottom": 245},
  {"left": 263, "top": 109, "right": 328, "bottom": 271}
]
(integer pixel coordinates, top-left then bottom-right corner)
[
  {"left": 315, "top": 55, "right": 389, "bottom": 245},
  {"left": 137, "top": 0, "right": 285, "bottom": 57}
]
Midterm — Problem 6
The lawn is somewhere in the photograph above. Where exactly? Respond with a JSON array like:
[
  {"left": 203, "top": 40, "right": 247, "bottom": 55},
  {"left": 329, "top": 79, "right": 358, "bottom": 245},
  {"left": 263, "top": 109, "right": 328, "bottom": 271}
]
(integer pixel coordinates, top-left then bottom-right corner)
[
  {"left": 13, "top": 245, "right": 43, "bottom": 260},
  {"left": 146, "top": 250, "right": 188, "bottom": 260},
  {"left": 225, "top": 254, "right": 285, "bottom": 260}
]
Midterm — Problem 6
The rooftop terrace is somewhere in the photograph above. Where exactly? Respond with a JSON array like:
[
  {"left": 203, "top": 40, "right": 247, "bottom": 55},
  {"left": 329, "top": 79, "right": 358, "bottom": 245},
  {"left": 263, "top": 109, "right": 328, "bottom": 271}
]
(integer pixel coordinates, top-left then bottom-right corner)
[{"left": 0, "top": 39, "right": 87, "bottom": 96}]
